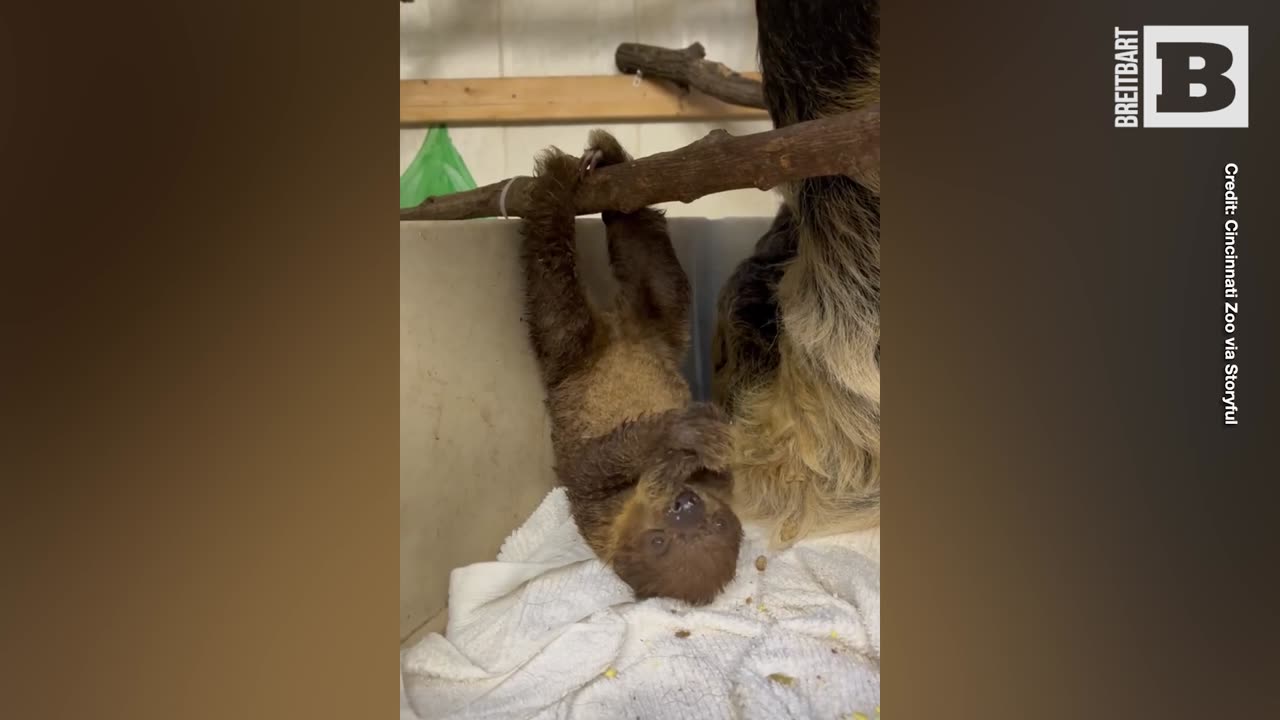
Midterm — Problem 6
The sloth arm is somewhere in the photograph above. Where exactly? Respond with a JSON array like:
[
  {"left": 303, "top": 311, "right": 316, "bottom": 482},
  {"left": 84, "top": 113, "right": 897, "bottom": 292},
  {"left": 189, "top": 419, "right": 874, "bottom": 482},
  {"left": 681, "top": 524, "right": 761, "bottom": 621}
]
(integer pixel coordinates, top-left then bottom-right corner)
[{"left": 561, "top": 404, "right": 730, "bottom": 500}]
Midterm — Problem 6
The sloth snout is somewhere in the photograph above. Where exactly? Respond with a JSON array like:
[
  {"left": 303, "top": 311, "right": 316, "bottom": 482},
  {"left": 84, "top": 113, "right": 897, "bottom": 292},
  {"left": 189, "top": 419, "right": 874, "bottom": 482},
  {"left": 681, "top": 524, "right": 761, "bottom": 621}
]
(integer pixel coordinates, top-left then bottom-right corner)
[{"left": 668, "top": 490, "right": 704, "bottom": 527}]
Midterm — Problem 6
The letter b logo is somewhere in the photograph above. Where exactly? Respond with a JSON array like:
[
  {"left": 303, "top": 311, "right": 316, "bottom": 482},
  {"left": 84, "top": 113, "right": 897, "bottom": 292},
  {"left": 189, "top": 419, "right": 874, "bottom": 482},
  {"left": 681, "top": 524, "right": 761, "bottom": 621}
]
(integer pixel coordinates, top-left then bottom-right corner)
[{"left": 1144, "top": 26, "right": 1248, "bottom": 128}]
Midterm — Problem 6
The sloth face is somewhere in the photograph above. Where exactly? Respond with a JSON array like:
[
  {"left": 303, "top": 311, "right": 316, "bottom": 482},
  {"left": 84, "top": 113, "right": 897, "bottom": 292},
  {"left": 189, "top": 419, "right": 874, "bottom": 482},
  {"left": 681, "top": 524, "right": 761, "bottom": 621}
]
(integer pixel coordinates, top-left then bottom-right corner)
[{"left": 610, "top": 470, "right": 744, "bottom": 605}]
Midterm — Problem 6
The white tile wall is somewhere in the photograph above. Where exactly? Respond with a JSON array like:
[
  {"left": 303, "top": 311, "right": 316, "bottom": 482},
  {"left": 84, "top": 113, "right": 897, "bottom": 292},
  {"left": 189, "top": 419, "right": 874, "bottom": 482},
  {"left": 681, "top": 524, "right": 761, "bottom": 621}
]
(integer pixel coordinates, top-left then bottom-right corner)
[
  {"left": 399, "top": 0, "right": 780, "bottom": 218},
  {"left": 498, "top": 0, "right": 637, "bottom": 78}
]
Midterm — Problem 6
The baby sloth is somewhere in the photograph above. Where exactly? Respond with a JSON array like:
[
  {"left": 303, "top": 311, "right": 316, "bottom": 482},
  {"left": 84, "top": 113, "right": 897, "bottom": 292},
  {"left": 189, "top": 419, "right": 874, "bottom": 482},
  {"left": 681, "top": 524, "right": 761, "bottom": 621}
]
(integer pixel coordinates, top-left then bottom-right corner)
[{"left": 520, "top": 130, "right": 743, "bottom": 606}]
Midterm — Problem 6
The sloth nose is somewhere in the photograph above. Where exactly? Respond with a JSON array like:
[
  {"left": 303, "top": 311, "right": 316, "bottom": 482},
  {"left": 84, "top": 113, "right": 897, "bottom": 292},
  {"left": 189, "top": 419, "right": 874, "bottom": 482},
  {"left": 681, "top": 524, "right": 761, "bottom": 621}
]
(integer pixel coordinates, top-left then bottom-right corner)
[
  {"left": 673, "top": 490, "right": 699, "bottom": 513},
  {"left": 668, "top": 490, "right": 704, "bottom": 527}
]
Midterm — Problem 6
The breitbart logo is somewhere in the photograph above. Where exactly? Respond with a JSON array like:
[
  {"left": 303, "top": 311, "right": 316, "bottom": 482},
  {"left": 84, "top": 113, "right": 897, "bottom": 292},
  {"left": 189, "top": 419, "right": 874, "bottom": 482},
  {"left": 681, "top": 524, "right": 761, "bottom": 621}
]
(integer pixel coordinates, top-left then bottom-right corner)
[{"left": 1114, "top": 26, "right": 1249, "bottom": 128}]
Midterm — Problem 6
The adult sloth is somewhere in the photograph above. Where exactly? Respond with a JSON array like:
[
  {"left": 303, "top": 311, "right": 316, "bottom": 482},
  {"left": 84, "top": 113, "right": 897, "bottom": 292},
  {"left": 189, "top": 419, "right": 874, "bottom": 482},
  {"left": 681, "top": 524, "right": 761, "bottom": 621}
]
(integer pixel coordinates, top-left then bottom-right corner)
[{"left": 714, "top": 0, "right": 881, "bottom": 547}]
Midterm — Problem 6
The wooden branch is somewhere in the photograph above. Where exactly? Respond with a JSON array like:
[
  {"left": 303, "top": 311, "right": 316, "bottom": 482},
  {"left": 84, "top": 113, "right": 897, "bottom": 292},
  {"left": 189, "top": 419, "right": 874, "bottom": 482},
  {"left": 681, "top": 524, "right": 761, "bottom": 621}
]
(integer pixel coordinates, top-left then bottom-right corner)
[
  {"left": 400, "top": 76, "right": 766, "bottom": 126},
  {"left": 615, "top": 42, "right": 766, "bottom": 110},
  {"left": 400, "top": 106, "right": 878, "bottom": 222}
]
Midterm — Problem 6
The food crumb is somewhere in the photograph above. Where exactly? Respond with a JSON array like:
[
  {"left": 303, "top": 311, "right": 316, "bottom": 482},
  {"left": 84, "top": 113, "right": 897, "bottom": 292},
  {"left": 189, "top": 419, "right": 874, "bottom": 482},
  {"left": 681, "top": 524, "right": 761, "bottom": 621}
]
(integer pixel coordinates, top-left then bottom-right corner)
[
  {"left": 766, "top": 673, "right": 794, "bottom": 686},
  {"left": 830, "top": 630, "right": 839, "bottom": 639},
  {"left": 744, "top": 596, "right": 752, "bottom": 605},
  {"left": 674, "top": 630, "right": 691, "bottom": 639},
  {"left": 755, "top": 555, "right": 768, "bottom": 572},
  {"left": 602, "top": 667, "right": 618, "bottom": 679}
]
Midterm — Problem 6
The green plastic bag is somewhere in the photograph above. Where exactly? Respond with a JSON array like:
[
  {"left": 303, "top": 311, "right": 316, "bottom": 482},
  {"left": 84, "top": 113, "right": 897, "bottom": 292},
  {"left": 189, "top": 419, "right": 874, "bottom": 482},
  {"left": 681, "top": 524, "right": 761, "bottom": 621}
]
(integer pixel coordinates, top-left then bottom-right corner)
[{"left": 399, "top": 126, "right": 477, "bottom": 209}]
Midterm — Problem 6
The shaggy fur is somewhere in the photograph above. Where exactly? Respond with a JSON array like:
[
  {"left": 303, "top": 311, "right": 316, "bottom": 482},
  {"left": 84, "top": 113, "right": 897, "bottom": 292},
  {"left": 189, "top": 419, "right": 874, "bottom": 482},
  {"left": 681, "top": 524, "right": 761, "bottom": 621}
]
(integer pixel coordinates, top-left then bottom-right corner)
[
  {"left": 711, "top": 207, "right": 797, "bottom": 415},
  {"left": 521, "top": 131, "right": 744, "bottom": 605},
  {"left": 713, "top": 0, "right": 881, "bottom": 547}
]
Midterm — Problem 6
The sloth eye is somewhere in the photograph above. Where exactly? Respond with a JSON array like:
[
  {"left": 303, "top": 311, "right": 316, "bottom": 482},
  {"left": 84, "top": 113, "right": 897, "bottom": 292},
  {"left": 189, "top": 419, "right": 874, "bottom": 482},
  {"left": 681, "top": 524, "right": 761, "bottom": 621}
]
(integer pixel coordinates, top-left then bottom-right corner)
[{"left": 650, "top": 534, "right": 666, "bottom": 548}]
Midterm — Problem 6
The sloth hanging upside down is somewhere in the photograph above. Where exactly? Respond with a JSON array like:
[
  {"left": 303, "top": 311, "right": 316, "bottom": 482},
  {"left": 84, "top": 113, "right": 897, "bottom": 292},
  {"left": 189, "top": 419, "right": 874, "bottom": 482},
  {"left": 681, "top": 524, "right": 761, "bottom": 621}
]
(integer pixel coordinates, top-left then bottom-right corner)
[
  {"left": 519, "top": 130, "right": 743, "bottom": 606},
  {"left": 516, "top": 0, "right": 881, "bottom": 608},
  {"left": 712, "top": 0, "right": 882, "bottom": 547}
]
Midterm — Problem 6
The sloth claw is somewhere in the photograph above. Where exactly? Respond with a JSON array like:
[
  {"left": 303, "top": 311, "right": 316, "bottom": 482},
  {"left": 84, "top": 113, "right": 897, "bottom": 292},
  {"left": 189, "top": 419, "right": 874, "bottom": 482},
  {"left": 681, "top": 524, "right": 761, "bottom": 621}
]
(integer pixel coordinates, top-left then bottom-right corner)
[{"left": 578, "top": 149, "right": 605, "bottom": 178}]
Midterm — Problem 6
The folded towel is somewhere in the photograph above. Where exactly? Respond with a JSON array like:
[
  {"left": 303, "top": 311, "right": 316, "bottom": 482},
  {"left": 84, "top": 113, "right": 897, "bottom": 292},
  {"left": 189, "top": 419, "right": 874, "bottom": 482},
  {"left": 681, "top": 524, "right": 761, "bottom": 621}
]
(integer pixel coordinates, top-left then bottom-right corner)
[{"left": 402, "top": 488, "right": 880, "bottom": 719}]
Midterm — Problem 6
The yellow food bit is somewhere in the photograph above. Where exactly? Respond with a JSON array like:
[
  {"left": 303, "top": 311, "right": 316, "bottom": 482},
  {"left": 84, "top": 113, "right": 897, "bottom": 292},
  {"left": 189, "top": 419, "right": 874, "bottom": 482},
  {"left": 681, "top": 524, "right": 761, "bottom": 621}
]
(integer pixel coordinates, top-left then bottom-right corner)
[
  {"left": 758, "top": 604, "right": 767, "bottom": 612},
  {"left": 830, "top": 630, "right": 839, "bottom": 639},
  {"left": 766, "top": 673, "right": 794, "bottom": 686},
  {"left": 602, "top": 667, "right": 617, "bottom": 679},
  {"left": 853, "top": 713, "right": 869, "bottom": 720}
]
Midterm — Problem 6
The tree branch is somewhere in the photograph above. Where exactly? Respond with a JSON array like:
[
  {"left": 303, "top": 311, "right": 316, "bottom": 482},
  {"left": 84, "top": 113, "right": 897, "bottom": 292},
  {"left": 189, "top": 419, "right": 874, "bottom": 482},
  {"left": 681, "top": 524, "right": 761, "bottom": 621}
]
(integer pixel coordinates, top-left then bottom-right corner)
[
  {"left": 399, "top": 106, "right": 878, "bottom": 222},
  {"left": 615, "top": 42, "right": 765, "bottom": 110}
]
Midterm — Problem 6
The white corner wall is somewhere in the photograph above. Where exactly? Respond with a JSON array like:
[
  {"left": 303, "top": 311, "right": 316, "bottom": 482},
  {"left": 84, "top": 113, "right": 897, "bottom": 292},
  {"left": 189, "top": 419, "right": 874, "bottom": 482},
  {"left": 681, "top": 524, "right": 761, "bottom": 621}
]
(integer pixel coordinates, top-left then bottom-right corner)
[{"left": 399, "top": 220, "right": 557, "bottom": 641}]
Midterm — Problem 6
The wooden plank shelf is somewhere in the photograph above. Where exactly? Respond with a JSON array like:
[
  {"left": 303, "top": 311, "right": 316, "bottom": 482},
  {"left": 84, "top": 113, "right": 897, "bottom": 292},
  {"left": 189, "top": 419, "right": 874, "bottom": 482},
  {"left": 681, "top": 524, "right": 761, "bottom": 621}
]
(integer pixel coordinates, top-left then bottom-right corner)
[{"left": 400, "top": 74, "right": 768, "bottom": 125}]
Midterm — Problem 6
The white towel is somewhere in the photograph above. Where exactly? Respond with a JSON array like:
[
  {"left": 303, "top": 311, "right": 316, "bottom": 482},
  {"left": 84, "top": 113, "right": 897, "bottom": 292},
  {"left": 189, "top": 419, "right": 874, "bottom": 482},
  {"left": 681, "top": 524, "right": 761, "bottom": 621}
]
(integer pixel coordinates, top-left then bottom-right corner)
[{"left": 401, "top": 488, "right": 880, "bottom": 719}]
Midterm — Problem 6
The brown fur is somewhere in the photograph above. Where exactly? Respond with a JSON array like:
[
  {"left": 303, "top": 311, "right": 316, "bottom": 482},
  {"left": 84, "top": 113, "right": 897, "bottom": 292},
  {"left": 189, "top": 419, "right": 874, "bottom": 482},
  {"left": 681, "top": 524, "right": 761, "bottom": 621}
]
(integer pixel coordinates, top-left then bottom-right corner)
[
  {"left": 521, "top": 130, "right": 743, "bottom": 605},
  {"left": 713, "top": 0, "right": 881, "bottom": 547}
]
